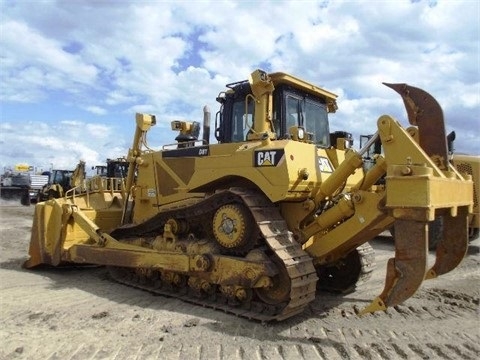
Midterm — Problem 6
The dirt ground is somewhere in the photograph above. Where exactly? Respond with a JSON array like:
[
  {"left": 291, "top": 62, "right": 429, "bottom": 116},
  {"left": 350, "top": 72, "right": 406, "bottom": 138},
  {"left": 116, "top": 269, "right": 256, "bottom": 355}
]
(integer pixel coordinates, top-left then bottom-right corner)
[{"left": 0, "top": 202, "right": 479, "bottom": 360}]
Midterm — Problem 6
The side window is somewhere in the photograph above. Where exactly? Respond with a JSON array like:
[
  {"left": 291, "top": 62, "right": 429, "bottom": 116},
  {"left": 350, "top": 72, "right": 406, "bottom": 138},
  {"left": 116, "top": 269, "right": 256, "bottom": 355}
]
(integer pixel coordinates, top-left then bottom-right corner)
[
  {"left": 286, "top": 96, "right": 300, "bottom": 133},
  {"left": 231, "top": 99, "right": 254, "bottom": 142},
  {"left": 304, "top": 100, "right": 330, "bottom": 147}
]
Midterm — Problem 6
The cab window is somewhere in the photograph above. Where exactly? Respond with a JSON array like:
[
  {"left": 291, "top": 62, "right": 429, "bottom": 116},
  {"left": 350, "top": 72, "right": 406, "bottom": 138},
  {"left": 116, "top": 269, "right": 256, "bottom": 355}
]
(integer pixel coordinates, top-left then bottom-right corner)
[
  {"left": 231, "top": 99, "right": 254, "bottom": 142},
  {"left": 281, "top": 90, "right": 330, "bottom": 147}
]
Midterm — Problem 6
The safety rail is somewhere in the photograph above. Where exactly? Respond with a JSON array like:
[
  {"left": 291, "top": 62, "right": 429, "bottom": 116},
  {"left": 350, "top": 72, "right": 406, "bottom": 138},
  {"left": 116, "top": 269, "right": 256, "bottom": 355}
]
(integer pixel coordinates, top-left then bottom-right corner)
[{"left": 64, "top": 176, "right": 125, "bottom": 207}]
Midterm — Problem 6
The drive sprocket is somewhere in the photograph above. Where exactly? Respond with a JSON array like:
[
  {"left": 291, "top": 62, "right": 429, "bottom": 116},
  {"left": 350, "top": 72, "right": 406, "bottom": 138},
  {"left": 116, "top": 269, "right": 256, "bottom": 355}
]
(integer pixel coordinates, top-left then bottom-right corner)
[{"left": 213, "top": 203, "right": 254, "bottom": 253}]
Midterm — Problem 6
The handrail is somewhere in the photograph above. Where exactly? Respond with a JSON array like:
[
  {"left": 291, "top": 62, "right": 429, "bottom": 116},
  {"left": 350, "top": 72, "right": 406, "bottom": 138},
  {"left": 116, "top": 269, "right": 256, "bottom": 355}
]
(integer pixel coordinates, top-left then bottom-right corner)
[{"left": 64, "top": 176, "right": 125, "bottom": 207}]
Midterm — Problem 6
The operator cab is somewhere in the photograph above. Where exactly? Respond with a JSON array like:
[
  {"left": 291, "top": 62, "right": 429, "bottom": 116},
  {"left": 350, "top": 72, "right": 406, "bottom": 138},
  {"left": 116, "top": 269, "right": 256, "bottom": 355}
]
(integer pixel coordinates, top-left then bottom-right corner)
[
  {"left": 276, "top": 84, "right": 330, "bottom": 146},
  {"left": 49, "top": 169, "right": 73, "bottom": 188},
  {"left": 215, "top": 71, "right": 337, "bottom": 148},
  {"left": 215, "top": 80, "right": 253, "bottom": 143}
]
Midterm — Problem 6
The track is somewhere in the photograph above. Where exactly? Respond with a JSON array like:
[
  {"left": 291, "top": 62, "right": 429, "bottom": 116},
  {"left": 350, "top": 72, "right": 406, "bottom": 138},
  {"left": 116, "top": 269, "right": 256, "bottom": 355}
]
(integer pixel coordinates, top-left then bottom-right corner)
[
  {"left": 109, "top": 188, "right": 319, "bottom": 321},
  {"left": 1, "top": 204, "right": 479, "bottom": 359}
]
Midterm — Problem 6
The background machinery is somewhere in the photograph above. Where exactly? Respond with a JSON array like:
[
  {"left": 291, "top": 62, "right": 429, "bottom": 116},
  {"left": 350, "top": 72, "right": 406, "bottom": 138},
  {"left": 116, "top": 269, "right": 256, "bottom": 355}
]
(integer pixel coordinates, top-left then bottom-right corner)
[
  {"left": 37, "top": 161, "right": 86, "bottom": 202},
  {"left": 0, "top": 170, "right": 31, "bottom": 205},
  {"left": 0, "top": 164, "right": 48, "bottom": 205},
  {"left": 28, "top": 173, "right": 49, "bottom": 203},
  {"left": 24, "top": 70, "right": 473, "bottom": 321},
  {"left": 450, "top": 152, "right": 479, "bottom": 241},
  {"left": 93, "top": 158, "right": 129, "bottom": 178},
  {"left": 445, "top": 131, "right": 479, "bottom": 241}
]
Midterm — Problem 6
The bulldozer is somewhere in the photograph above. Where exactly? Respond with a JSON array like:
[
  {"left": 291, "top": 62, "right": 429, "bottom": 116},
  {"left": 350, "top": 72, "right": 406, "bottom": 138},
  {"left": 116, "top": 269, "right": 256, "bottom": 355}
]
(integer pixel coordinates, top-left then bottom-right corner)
[
  {"left": 93, "top": 158, "right": 129, "bottom": 179},
  {"left": 24, "top": 70, "right": 473, "bottom": 321}
]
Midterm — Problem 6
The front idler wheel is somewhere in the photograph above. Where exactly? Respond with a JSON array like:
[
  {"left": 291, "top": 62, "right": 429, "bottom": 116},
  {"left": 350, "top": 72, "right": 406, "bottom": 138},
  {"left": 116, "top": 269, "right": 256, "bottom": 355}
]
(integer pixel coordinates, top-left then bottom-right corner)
[{"left": 255, "top": 256, "right": 291, "bottom": 305}]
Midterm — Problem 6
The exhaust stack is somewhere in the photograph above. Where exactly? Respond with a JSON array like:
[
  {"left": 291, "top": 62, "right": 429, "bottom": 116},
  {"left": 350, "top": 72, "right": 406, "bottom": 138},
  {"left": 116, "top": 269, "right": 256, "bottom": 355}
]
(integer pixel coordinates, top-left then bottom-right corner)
[{"left": 203, "top": 105, "right": 211, "bottom": 145}]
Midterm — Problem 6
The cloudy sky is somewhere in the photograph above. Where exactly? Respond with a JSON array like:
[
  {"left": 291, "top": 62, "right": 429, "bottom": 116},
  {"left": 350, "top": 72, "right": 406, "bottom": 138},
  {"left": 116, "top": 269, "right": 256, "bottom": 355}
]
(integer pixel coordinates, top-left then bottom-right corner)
[{"left": 1, "top": 0, "right": 479, "bottom": 173}]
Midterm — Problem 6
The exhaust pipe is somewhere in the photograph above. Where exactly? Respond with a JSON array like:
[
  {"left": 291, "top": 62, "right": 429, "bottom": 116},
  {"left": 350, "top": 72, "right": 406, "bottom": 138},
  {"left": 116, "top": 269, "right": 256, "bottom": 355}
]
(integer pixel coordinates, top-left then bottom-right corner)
[{"left": 203, "top": 105, "right": 210, "bottom": 145}]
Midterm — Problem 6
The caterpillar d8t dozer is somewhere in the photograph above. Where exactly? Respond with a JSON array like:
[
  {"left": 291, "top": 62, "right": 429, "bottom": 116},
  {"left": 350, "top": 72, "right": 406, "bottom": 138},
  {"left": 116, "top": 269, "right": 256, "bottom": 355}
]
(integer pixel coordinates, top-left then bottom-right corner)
[{"left": 24, "top": 70, "right": 473, "bottom": 321}]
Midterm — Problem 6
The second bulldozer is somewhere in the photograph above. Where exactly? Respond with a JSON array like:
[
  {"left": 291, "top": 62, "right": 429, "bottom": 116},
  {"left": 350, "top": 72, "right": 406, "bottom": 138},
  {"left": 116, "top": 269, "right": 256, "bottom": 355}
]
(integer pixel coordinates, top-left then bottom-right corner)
[{"left": 24, "top": 70, "right": 473, "bottom": 321}]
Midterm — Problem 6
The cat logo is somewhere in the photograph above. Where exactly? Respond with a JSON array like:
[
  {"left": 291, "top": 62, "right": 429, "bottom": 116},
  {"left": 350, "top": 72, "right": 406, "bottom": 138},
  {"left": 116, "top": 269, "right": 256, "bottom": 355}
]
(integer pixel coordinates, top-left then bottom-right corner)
[{"left": 254, "top": 150, "right": 285, "bottom": 167}]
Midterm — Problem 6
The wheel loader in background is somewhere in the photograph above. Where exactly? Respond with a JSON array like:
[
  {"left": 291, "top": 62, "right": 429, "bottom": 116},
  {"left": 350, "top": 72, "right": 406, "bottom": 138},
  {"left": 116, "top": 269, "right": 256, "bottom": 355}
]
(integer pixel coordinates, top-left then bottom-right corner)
[
  {"left": 24, "top": 70, "right": 473, "bottom": 321},
  {"left": 36, "top": 161, "right": 86, "bottom": 202}
]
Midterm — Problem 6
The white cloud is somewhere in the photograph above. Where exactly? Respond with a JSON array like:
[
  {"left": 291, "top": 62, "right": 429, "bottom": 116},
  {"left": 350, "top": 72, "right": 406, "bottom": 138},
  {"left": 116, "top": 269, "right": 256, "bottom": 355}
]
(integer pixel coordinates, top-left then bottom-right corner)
[
  {"left": 85, "top": 123, "right": 111, "bottom": 139},
  {"left": 0, "top": 0, "right": 479, "bottom": 173},
  {"left": 105, "top": 91, "right": 138, "bottom": 106},
  {"left": 0, "top": 20, "right": 98, "bottom": 103},
  {"left": 0, "top": 120, "right": 124, "bottom": 170},
  {"left": 84, "top": 106, "right": 107, "bottom": 115}
]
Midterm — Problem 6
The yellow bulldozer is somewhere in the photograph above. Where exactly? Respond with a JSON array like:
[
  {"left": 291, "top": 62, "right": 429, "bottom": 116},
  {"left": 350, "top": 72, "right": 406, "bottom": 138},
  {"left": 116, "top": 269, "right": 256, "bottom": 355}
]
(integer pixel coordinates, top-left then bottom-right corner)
[{"left": 24, "top": 70, "right": 473, "bottom": 321}]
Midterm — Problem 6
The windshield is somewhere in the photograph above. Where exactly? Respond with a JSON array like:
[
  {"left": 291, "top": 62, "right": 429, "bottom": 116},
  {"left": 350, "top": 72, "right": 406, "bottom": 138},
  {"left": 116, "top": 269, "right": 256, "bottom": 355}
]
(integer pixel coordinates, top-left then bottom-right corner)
[{"left": 50, "top": 170, "right": 73, "bottom": 184}]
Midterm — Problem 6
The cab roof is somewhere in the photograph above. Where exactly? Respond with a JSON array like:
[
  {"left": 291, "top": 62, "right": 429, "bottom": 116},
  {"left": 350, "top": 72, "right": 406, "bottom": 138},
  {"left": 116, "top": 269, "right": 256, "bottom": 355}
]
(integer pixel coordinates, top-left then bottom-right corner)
[{"left": 269, "top": 72, "right": 338, "bottom": 113}]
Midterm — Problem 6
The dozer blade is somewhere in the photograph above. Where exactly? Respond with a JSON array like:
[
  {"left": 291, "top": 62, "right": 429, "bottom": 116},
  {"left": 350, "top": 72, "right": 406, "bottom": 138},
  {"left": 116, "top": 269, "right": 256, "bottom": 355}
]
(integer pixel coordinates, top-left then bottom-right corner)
[
  {"left": 23, "top": 202, "right": 60, "bottom": 268},
  {"left": 425, "top": 207, "right": 469, "bottom": 279},
  {"left": 383, "top": 82, "right": 448, "bottom": 170},
  {"left": 360, "top": 220, "right": 427, "bottom": 314}
]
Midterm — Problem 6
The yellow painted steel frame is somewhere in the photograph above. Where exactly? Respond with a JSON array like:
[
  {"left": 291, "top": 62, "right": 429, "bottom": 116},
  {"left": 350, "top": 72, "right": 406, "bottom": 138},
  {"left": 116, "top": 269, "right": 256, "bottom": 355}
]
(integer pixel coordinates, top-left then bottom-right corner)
[
  {"left": 25, "top": 189, "right": 275, "bottom": 289},
  {"left": 302, "top": 115, "right": 472, "bottom": 265},
  {"left": 379, "top": 115, "right": 473, "bottom": 218},
  {"left": 129, "top": 137, "right": 365, "bottom": 225}
]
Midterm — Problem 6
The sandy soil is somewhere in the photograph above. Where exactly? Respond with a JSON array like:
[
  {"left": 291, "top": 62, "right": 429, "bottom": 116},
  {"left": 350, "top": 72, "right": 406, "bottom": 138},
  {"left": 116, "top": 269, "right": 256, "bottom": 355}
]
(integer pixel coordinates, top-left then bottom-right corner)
[{"left": 0, "top": 202, "right": 479, "bottom": 360}]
